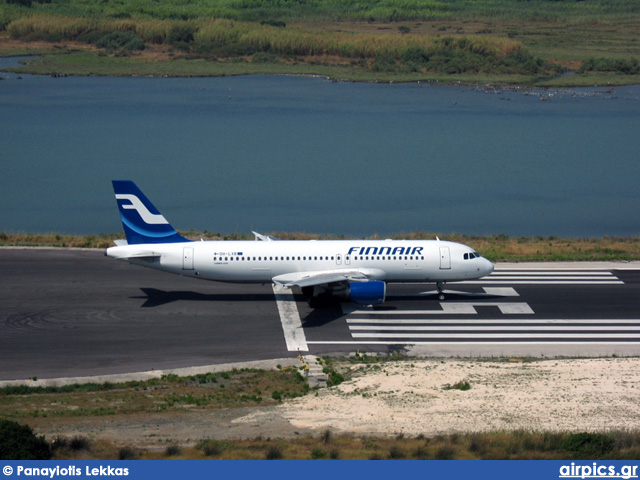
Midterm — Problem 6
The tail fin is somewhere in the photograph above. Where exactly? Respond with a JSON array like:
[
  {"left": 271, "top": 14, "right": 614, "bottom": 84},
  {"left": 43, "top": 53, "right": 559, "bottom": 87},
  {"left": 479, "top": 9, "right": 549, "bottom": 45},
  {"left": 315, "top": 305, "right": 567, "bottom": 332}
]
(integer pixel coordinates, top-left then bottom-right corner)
[{"left": 112, "top": 180, "right": 190, "bottom": 245}]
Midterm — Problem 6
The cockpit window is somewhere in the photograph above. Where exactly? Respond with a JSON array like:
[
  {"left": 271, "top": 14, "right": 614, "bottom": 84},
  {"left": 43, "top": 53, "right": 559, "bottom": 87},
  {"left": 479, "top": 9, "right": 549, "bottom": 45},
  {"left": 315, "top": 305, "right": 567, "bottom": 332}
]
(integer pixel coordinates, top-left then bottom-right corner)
[{"left": 464, "top": 251, "right": 480, "bottom": 260}]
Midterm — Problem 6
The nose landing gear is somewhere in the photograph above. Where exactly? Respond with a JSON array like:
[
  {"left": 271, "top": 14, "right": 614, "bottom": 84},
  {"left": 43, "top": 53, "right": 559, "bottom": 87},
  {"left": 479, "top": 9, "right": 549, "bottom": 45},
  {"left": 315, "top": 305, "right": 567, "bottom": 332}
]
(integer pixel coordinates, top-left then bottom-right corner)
[{"left": 437, "top": 281, "right": 446, "bottom": 301}]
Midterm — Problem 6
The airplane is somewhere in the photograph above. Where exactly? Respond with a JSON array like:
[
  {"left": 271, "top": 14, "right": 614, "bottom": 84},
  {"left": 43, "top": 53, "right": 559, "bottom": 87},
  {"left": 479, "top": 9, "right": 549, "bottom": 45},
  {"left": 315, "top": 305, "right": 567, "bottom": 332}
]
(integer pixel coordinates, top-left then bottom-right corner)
[{"left": 106, "top": 181, "right": 494, "bottom": 306}]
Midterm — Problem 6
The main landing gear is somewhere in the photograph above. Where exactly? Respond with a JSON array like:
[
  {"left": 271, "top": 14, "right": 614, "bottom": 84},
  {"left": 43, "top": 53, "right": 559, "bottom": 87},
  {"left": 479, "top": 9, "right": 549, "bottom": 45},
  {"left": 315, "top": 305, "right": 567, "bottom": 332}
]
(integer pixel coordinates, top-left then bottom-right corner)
[{"left": 437, "top": 282, "right": 446, "bottom": 301}]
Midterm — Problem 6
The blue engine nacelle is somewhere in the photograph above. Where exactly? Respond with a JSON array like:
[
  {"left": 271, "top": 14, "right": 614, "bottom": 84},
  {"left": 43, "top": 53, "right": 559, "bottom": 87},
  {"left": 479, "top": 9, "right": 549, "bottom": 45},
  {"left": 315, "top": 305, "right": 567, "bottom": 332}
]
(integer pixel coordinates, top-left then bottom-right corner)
[{"left": 349, "top": 281, "right": 386, "bottom": 305}]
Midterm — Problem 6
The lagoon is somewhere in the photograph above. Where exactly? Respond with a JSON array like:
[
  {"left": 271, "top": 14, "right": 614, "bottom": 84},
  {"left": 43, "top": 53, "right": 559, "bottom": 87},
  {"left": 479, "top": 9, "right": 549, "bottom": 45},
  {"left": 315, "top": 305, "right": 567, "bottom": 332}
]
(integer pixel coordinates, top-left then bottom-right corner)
[{"left": 1, "top": 57, "right": 638, "bottom": 238}]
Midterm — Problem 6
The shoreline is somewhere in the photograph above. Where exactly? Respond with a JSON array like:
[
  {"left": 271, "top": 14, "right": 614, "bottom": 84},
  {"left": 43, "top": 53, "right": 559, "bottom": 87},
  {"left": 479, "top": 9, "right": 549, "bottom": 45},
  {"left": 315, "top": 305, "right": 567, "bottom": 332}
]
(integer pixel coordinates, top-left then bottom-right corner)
[{"left": 1, "top": 41, "right": 639, "bottom": 87}]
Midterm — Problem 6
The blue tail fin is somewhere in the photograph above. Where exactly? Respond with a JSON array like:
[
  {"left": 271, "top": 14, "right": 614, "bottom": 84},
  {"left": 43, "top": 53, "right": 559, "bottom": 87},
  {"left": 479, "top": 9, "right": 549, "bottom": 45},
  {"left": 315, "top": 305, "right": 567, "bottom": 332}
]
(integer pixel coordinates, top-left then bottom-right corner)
[{"left": 112, "top": 180, "right": 190, "bottom": 245}]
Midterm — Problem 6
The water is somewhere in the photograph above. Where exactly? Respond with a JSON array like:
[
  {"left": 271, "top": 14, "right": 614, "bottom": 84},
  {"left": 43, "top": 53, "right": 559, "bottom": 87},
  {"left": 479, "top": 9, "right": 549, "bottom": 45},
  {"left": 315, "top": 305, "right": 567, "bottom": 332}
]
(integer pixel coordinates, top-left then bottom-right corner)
[{"left": 1, "top": 57, "right": 639, "bottom": 237}]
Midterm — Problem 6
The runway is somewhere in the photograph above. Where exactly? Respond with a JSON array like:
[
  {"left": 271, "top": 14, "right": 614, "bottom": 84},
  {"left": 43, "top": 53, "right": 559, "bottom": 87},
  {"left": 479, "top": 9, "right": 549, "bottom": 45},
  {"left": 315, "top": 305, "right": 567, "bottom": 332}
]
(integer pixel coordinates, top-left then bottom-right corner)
[{"left": 1, "top": 249, "right": 639, "bottom": 381}]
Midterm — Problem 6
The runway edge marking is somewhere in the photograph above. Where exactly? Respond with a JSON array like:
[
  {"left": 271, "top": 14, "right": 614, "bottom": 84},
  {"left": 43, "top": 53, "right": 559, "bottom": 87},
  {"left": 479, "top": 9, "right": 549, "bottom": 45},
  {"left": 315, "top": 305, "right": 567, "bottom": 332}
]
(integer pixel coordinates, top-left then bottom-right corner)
[{"left": 273, "top": 286, "right": 309, "bottom": 352}]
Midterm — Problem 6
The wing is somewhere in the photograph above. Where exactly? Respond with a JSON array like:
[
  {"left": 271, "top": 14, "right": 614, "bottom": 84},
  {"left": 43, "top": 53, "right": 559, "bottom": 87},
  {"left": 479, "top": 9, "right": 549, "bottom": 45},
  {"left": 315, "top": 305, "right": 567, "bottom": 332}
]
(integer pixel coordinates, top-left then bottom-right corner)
[
  {"left": 272, "top": 269, "right": 374, "bottom": 291},
  {"left": 107, "top": 246, "right": 161, "bottom": 261}
]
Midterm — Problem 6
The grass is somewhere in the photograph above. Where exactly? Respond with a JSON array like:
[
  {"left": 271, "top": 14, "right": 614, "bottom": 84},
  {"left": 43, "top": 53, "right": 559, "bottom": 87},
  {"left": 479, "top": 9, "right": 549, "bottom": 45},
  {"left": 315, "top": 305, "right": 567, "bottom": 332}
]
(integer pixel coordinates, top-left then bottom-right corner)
[
  {"left": 0, "top": 368, "right": 309, "bottom": 420},
  {"left": 42, "top": 429, "right": 640, "bottom": 460},
  {"left": 443, "top": 380, "right": 471, "bottom": 391},
  {"left": 1, "top": 231, "right": 638, "bottom": 262},
  {"left": 1, "top": 1, "right": 639, "bottom": 85},
  {"left": 4, "top": 357, "right": 640, "bottom": 459}
]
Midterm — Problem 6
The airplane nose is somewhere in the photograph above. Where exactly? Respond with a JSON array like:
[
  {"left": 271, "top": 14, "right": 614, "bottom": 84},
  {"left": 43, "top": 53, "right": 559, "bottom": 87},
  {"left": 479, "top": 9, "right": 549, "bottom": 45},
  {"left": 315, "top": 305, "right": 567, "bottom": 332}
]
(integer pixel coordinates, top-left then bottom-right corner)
[{"left": 484, "top": 259, "right": 495, "bottom": 276}]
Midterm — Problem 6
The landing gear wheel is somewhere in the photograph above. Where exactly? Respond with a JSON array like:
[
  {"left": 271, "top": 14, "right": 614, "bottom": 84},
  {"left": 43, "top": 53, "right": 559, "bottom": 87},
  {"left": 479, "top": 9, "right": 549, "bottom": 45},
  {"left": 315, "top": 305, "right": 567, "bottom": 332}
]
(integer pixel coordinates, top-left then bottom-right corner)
[{"left": 437, "top": 282, "right": 446, "bottom": 301}]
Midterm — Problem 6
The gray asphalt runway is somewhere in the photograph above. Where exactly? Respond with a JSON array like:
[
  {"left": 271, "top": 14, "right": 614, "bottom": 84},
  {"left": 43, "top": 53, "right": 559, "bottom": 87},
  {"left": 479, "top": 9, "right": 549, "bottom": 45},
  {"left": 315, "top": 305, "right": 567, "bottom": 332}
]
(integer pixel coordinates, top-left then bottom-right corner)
[{"left": 1, "top": 249, "right": 639, "bottom": 381}]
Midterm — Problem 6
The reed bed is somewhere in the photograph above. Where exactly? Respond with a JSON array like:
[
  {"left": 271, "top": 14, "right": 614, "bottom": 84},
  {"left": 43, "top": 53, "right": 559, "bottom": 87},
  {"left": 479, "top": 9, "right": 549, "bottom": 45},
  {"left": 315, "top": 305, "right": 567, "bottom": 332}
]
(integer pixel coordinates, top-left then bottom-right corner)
[{"left": 8, "top": 14, "right": 523, "bottom": 60}]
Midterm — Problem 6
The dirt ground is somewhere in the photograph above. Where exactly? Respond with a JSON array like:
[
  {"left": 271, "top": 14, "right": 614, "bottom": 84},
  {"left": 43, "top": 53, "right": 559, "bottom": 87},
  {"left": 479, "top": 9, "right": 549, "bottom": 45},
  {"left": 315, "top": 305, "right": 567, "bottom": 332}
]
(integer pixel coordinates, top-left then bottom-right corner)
[{"left": 30, "top": 357, "right": 640, "bottom": 448}]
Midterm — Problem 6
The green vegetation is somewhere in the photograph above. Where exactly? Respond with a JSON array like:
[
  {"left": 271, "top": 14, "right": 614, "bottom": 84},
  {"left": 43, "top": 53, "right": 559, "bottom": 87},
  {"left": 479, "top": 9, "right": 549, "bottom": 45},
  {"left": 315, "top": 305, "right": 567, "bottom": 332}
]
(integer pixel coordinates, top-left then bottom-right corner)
[
  {"left": 0, "top": 368, "right": 309, "bottom": 419},
  {"left": 1, "top": 231, "right": 638, "bottom": 262},
  {"left": 1, "top": 0, "right": 639, "bottom": 84},
  {"left": 0, "top": 419, "right": 51, "bottom": 460},
  {"left": 3, "top": 359, "right": 640, "bottom": 459},
  {"left": 16, "top": 425, "right": 640, "bottom": 460},
  {"left": 2, "top": 0, "right": 639, "bottom": 25},
  {"left": 443, "top": 380, "right": 471, "bottom": 391}
]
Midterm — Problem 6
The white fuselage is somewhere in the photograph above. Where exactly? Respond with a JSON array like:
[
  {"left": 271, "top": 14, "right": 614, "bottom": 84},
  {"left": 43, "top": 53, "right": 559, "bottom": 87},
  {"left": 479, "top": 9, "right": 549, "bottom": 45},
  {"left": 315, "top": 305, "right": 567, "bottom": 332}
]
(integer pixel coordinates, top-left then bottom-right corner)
[{"left": 106, "top": 239, "right": 494, "bottom": 285}]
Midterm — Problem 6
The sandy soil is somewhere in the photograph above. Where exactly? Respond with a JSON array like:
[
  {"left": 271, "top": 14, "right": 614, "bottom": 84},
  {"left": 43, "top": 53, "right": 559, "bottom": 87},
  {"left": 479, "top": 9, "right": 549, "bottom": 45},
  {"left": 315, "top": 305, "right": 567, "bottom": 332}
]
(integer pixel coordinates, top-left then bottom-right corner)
[
  {"left": 30, "top": 358, "right": 640, "bottom": 448},
  {"left": 275, "top": 358, "right": 640, "bottom": 436}
]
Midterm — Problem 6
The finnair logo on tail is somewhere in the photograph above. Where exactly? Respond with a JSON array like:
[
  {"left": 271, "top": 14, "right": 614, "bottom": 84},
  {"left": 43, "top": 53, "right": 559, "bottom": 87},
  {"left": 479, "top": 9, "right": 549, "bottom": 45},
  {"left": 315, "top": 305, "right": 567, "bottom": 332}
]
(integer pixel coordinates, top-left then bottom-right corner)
[{"left": 115, "top": 194, "right": 168, "bottom": 225}]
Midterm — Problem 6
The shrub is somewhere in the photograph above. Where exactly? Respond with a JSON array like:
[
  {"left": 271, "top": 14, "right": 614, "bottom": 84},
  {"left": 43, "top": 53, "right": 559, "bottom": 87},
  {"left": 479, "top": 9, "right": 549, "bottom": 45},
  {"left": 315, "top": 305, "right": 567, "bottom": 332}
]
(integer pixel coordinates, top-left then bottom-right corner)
[
  {"left": 95, "top": 31, "right": 145, "bottom": 52},
  {"left": 197, "top": 440, "right": 224, "bottom": 456},
  {"left": 326, "top": 371, "right": 344, "bottom": 388},
  {"left": 560, "top": 433, "right": 615, "bottom": 458},
  {"left": 0, "top": 420, "right": 51, "bottom": 460},
  {"left": 435, "top": 446, "right": 455, "bottom": 460},
  {"left": 68, "top": 436, "right": 91, "bottom": 452},
  {"left": 252, "top": 52, "right": 279, "bottom": 63},
  {"left": 167, "top": 25, "right": 195, "bottom": 46},
  {"left": 164, "top": 445, "right": 181, "bottom": 457},
  {"left": 118, "top": 446, "right": 137, "bottom": 460},
  {"left": 260, "top": 20, "right": 286, "bottom": 28},
  {"left": 388, "top": 445, "right": 406, "bottom": 459},
  {"left": 265, "top": 445, "right": 283, "bottom": 460},
  {"left": 402, "top": 46, "right": 430, "bottom": 66},
  {"left": 310, "top": 448, "right": 327, "bottom": 459},
  {"left": 580, "top": 57, "right": 639, "bottom": 75},
  {"left": 443, "top": 380, "right": 471, "bottom": 391}
]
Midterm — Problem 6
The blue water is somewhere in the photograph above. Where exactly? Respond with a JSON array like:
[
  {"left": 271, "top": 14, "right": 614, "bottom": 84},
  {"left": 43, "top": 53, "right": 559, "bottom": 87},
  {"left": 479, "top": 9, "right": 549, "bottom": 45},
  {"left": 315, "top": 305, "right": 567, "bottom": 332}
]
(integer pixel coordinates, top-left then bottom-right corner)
[{"left": 1, "top": 57, "right": 639, "bottom": 237}]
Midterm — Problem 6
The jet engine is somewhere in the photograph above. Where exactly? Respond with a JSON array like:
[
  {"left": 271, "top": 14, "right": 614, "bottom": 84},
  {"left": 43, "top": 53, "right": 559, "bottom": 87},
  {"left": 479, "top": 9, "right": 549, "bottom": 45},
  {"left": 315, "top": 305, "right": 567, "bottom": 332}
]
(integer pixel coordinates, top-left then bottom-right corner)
[
  {"left": 348, "top": 281, "right": 386, "bottom": 305},
  {"left": 303, "top": 281, "right": 386, "bottom": 307}
]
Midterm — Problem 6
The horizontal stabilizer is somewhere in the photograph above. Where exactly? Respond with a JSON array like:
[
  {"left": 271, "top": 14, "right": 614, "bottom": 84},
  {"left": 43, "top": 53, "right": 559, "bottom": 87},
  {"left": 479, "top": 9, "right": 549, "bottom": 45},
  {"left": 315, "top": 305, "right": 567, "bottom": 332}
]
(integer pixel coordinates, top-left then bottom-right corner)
[
  {"left": 252, "top": 231, "right": 280, "bottom": 241},
  {"left": 107, "top": 248, "right": 161, "bottom": 261}
]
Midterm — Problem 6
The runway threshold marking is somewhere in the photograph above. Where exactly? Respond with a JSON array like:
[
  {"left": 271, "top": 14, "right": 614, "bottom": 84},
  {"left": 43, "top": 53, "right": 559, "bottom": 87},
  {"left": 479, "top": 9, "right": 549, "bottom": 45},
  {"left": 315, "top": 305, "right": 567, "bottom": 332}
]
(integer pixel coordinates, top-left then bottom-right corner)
[
  {"left": 461, "top": 269, "right": 624, "bottom": 285},
  {"left": 343, "top": 302, "right": 535, "bottom": 315},
  {"left": 272, "top": 286, "right": 308, "bottom": 352}
]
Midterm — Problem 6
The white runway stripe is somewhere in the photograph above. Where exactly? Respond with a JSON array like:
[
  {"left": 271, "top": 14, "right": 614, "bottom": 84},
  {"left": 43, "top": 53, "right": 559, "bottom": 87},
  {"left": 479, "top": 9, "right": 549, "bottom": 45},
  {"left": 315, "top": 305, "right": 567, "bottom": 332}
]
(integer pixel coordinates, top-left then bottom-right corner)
[
  {"left": 482, "top": 276, "right": 615, "bottom": 280},
  {"left": 273, "top": 286, "right": 308, "bottom": 352},
  {"left": 491, "top": 271, "right": 616, "bottom": 275},
  {"left": 461, "top": 269, "right": 624, "bottom": 285},
  {"left": 350, "top": 333, "right": 640, "bottom": 339},
  {"left": 349, "top": 325, "right": 640, "bottom": 331},
  {"left": 347, "top": 318, "right": 640, "bottom": 324},
  {"left": 461, "top": 280, "right": 624, "bottom": 285},
  {"left": 346, "top": 302, "right": 534, "bottom": 315},
  {"left": 307, "top": 341, "right": 640, "bottom": 345}
]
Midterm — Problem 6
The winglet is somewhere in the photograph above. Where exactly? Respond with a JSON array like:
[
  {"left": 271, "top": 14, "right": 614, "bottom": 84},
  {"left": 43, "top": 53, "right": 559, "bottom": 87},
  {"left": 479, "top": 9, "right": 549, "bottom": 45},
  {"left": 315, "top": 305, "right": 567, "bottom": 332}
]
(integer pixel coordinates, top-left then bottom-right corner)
[{"left": 112, "top": 181, "right": 190, "bottom": 245}]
